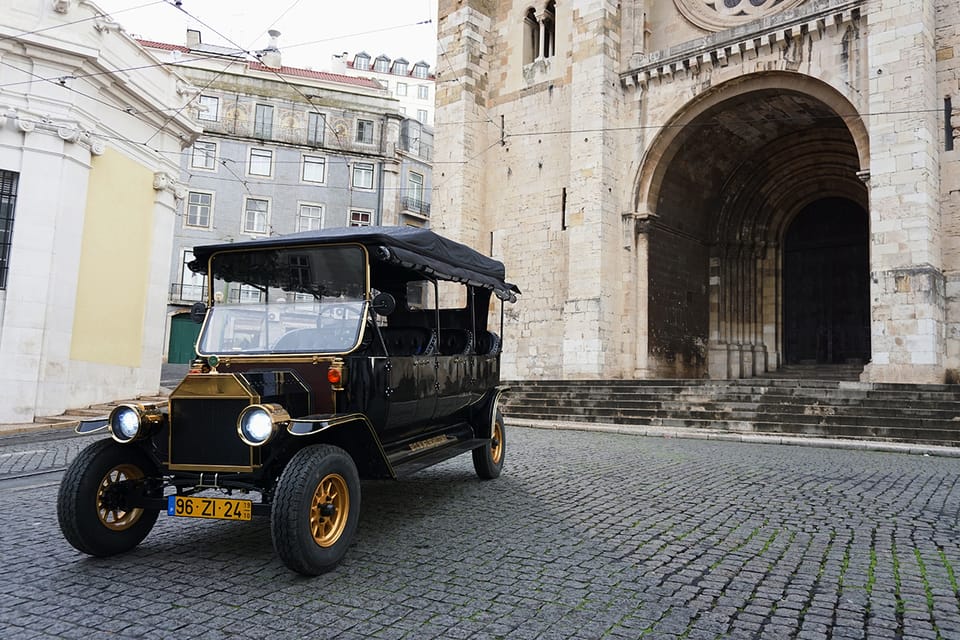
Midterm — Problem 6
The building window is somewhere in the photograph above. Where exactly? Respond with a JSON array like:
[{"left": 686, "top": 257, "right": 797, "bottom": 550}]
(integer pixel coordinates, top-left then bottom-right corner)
[
  {"left": 178, "top": 249, "right": 206, "bottom": 302},
  {"left": 417, "top": 109, "right": 428, "bottom": 124},
  {"left": 392, "top": 60, "right": 408, "bottom": 75},
  {"left": 302, "top": 155, "right": 326, "bottom": 183},
  {"left": 307, "top": 112, "right": 325, "bottom": 145},
  {"left": 243, "top": 197, "right": 269, "bottom": 234},
  {"left": 297, "top": 204, "right": 324, "bottom": 232},
  {"left": 191, "top": 141, "right": 216, "bottom": 170},
  {"left": 186, "top": 191, "right": 213, "bottom": 228},
  {"left": 413, "top": 63, "right": 429, "bottom": 79},
  {"left": 404, "top": 171, "right": 427, "bottom": 214},
  {"left": 381, "top": 80, "right": 389, "bottom": 91},
  {"left": 399, "top": 106, "right": 407, "bottom": 115},
  {"left": 417, "top": 85, "right": 429, "bottom": 100},
  {"left": 349, "top": 209, "right": 372, "bottom": 226},
  {"left": 374, "top": 56, "right": 390, "bottom": 72},
  {"left": 352, "top": 162, "right": 374, "bottom": 190},
  {"left": 248, "top": 148, "right": 273, "bottom": 177},
  {"left": 254, "top": 104, "right": 274, "bottom": 138},
  {"left": 524, "top": 2, "right": 556, "bottom": 63},
  {"left": 197, "top": 95, "right": 219, "bottom": 121},
  {"left": 354, "top": 53, "right": 370, "bottom": 70},
  {"left": 397, "top": 82, "right": 408, "bottom": 97},
  {"left": 0, "top": 170, "right": 19, "bottom": 290},
  {"left": 356, "top": 119, "right": 374, "bottom": 144}
]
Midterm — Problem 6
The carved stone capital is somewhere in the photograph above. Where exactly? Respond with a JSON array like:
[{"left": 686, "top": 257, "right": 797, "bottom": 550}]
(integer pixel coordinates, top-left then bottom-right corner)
[
  {"left": 16, "top": 118, "right": 36, "bottom": 133},
  {"left": 153, "top": 171, "right": 185, "bottom": 201},
  {"left": 856, "top": 169, "right": 870, "bottom": 184}
]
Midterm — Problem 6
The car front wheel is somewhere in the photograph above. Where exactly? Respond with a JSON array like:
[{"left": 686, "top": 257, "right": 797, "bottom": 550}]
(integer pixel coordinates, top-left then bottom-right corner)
[
  {"left": 57, "top": 439, "right": 160, "bottom": 557},
  {"left": 271, "top": 444, "right": 361, "bottom": 576},
  {"left": 473, "top": 410, "right": 505, "bottom": 479}
]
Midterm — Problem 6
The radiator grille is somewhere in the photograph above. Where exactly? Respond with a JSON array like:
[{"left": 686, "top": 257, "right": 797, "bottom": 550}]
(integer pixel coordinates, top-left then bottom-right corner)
[{"left": 169, "top": 398, "right": 253, "bottom": 469}]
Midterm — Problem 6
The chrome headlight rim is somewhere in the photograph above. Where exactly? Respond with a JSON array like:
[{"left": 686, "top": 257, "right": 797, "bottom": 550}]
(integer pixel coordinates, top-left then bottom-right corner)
[
  {"left": 237, "top": 403, "right": 289, "bottom": 447},
  {"left": 108, "top": 403, "right": 162, "bottom": 444}
]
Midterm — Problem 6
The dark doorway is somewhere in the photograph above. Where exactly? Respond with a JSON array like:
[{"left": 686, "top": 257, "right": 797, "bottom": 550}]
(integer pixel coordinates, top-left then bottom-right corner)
[{"left": 783, "top": 198, "right": 869, "bottom": 364}]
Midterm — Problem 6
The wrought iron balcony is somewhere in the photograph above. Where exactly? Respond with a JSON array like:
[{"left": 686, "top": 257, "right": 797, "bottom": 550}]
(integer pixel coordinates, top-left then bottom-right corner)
[
  {"left": 401, "top": 195, "right": 430, "bottom": 217},
  {"left": 169, "top": 283, "right": 206, "bottom": 304}
]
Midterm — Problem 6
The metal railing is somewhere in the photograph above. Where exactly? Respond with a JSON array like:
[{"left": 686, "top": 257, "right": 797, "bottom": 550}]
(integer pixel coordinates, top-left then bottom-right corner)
[
  {"left": 401, "top": 195, "right": 431, "bottom": 217},
  {"left": 169, "top": 283, "right": 206, "bottom": 303}
]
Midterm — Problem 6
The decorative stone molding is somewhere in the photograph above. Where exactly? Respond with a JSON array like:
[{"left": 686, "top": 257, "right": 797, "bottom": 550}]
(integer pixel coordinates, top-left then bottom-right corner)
[
  {"left": 674, "top": 0, "right": 806, "bottom": 33},
  {"left": 1, "top": 105, "right": 105, "bottom": 155},
  {"left": 53, "top": 0, "right": 70, "bottom": 14},
  {"left": 856, "top": 169, "right": 870, "bottom": 184},
  {"left": 153, "top": 172, "right": 186, "bottom": 201},
  {"left": 621, "top": 0, "right": 862, "bottom": 90},
  {"left": 93, "top": 18, "right": 121, "bottom": 34},
  {"left": 622, "top": 211, "right": 659, "bottom": 247}
]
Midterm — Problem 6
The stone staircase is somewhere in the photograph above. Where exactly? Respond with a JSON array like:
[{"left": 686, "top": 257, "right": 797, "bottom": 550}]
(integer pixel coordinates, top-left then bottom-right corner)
[{"left": 500, "top": 375, "right": 960, "bottom": 447}]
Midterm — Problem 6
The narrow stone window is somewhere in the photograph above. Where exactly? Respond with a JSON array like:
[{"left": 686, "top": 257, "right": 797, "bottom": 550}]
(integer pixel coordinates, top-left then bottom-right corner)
[
  {"left": 0, "top": 170, "right": 19, "bottom": 289},
  {"left": 543, "top": 1, "right": 556, "bottom": 59},
  {"left": 523, "top": 8, "right": 539, "bottom": 64}
]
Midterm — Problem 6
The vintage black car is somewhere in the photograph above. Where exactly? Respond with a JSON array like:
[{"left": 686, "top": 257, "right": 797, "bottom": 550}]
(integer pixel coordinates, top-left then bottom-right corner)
[{"left": 57, "top": 226, "right": 519, "bottom": 575}]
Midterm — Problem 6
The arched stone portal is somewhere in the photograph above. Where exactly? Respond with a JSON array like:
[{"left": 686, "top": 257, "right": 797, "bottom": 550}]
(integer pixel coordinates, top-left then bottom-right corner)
[{"left": 634, "top": 74, "right": 869, "bottom": 379}]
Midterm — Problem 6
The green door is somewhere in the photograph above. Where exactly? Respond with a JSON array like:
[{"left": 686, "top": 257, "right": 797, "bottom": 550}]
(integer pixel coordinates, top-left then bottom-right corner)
[{"left": 168, "top": 314, "right": 201, "bottom": 364}]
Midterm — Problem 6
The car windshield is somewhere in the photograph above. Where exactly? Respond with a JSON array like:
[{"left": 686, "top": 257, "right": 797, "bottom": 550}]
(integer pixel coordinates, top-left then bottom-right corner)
[{"left": 197, "top": 245, "right": 368, "bottom": 355}]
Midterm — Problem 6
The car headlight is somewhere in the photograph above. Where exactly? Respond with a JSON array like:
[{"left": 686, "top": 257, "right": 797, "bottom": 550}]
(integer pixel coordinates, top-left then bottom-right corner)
[
  {"left": 108, "top": 403, "right": 163, "bottom": 444},
  {"left": 237, "top": 404, "right": 290, "bottom": 446}
]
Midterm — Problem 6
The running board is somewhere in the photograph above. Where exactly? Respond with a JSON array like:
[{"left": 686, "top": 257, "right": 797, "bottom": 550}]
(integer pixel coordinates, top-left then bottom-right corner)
[{"left": 390, "top": 438, "right": 486, "bottom": 479}]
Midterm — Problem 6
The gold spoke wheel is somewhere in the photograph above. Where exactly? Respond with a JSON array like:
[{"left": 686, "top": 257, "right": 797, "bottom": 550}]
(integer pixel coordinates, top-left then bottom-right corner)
[
  {"left": 490, "top": 421, "right": 504, "bottom": 465},
  {"left": 96, "top": 464, "right": 145, "bottom": 531},
  {"left": 309, "top": 473, "right": 350, "bottom": 548}
]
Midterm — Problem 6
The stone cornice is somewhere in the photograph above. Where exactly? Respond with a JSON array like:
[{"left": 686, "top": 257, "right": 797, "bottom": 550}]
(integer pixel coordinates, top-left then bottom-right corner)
[
  {"left": 621, "top": 0, "right": 863, "bottom": 91},
  {"left": 0, "top": 105, "right": 105, "bottom": 155}
]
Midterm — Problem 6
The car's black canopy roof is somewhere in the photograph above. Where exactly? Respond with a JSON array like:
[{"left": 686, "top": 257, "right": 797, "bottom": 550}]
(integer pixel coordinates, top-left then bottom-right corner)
[{"left": 190, "top": 226, "right": 520, "bottom": 302}]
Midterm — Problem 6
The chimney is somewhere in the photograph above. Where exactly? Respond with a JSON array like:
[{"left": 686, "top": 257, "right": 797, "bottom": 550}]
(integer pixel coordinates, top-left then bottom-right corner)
[
  {"left": 261, "top": 29, "right": 282, "bottom": 69},
  {"left": 186, "top": 29, "right": 201, "bottom": 47},
  {"left": 330, "top": 51, "right": 348, "bottom": 73}
]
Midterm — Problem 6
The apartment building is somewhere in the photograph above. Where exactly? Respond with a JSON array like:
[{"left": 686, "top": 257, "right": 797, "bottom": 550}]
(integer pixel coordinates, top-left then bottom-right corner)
[
  {"left": 332, "top": 51, "right": 436, "bottom": 126},
  {"left": 140, "top": 32, "right": 434, "bottom": 363}
]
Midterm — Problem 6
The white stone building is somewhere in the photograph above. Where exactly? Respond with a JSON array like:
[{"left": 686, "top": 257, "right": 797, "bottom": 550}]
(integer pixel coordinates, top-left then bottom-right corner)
[
  {"left": 434, "top": 0, "right": 960, "bottom": 384},
  {"left": 0, "top": 0, "right": 199, "bottom": 424}
]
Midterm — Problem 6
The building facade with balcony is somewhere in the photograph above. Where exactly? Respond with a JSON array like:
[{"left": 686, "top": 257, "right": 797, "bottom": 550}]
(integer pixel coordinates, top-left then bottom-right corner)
[
  {"left": 331, "top": 52, "right": 436, "bottom": 127},
  {"left": 140, "top": 32, "right": 434, "bottom": 363}
]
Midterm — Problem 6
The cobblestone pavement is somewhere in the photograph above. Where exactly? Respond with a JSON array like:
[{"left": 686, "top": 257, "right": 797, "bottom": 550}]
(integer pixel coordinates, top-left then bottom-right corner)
[{"left": 2, "top": 427, "right": 960, "bottom": 639}]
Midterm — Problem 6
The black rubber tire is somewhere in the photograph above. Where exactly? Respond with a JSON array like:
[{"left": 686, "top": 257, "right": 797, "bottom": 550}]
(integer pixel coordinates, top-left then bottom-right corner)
[
  {"left": 473, "top": 411, "right": 505, "bottom": 480},
  {"left": 270, "top": 444, "right": 361, "bottom": 576},
  {"left": 57, "top": 439, "right": 160, "bottom": 557}
]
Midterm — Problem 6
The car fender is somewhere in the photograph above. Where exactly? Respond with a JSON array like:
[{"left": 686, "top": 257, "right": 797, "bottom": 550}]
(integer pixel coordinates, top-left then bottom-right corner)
[{"left": 287, "top": 413, "right": 394, "bottom": 479}]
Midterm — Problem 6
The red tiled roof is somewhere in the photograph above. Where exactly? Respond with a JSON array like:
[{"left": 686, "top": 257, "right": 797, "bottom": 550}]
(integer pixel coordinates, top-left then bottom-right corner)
[
  {"left": 246, "top": 62, "right": 382, "bottom": 88},
  {"left": 137, "top": 39, "right": 189, "bottom": 53},
  {"left": 136, "top": 39, "right": 384, "bottom": 90}
]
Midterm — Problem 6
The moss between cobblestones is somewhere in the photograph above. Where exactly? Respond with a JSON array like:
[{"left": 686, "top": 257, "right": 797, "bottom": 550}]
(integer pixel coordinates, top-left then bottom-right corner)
[{"left": 915, "top": 548, "right": 944, "bottom": 640}]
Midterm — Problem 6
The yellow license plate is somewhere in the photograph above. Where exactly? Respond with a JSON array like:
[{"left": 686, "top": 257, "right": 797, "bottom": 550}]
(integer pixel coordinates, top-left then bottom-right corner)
[{"left": 167, "top": 495, "right": 252, "bottom": 521}]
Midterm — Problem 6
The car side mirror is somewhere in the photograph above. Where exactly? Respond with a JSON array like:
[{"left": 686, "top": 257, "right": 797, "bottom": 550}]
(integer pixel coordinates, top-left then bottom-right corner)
[
  {"left": 190, "top": 301, "right": 208, "bottom": 324},
  {"left": 371, "top": 292, "right": 396, "bottom": 316}
]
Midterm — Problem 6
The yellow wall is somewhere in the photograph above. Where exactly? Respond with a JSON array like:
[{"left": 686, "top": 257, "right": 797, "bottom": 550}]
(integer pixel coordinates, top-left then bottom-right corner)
[{"left": 70, "top": 148, "right": 154, "bottom": 366}]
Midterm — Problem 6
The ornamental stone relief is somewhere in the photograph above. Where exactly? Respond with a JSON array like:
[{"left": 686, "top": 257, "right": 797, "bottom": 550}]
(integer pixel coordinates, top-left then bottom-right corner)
[{"left": 674, "top": 0, "right": 807, "bottom": 32}]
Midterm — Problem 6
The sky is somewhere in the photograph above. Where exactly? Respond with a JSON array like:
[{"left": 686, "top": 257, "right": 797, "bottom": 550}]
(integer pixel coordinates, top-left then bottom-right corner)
[{"left": 95, "top": 0, "right": 440, "bottom": 71}]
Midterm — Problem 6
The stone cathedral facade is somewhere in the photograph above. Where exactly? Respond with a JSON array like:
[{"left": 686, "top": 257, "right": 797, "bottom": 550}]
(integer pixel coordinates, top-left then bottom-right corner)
[{"left": 433, "top": 0, "right": 960, "bottom": 384}]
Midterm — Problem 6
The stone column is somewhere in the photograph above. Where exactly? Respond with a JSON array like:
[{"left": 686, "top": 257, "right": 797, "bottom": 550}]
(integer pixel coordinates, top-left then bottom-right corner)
[
  {"left": 630, "top": 212, "right": 656, "bottom": 377},
  {"left": 862, "top": 0, "right": 943, "bottom": 383}
]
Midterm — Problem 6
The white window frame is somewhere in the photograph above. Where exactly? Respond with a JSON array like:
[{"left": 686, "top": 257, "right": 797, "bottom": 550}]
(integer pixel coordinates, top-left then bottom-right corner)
[
  {"left": 417, "top": 85, "right": 429, "bottom": 100},
  {"left": 254, "top": 103, "right": 274, "bottom": 138},
  {"left": 413, "top": 64, "right": 429, "bottom": 79},
  {"left": 417, "top": 109, "right": 429, "bottom": 124},
  {"left": 374, "top": 57, "right": 389, "bottom": 72},
  {"left": 179, "top": 249, "right": 207, "bottom": 302},
  {"left": 352, "top": 162, "right": 375, "bottom": 190},
  {"left": 242, "top": 196, "right": 270, "bottom": 235},
  {"left": 296, "top": 202, "right": 324, "bottom": 232},
  {"left": 396, "top": 82, "right": 408, "bottom": 96},
  {"left": 247, "top": 147, "right": 274, "bottom": 178},
  {"left": 356, "top": 119, "right": 374, "bottom": 144},
  {"left": 197, "top": 95, "right": 219, "bottom": 122},
  {"left": 393, "top": 61, "right": 408, "bottom": 76},
  {"left": 349, "top": 209, "right": 373, "bottom": 227},
  {"left": 301, "top": 155, "right": 326, "bottom": 184},
  {"left": 185, "top": 190, "right": 214, "bottom": 228},
  {"left": 307, "top": 112, "right": 325, "bottom": 146},
  {"left": 191, "top": 140, "right": 217, "bottom": 171},
  {"left": 354, "top": 55, "right": 370, "bottom": 70}
]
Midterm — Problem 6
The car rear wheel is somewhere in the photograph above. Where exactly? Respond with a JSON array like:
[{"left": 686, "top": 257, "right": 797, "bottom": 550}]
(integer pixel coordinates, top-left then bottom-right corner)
[
  {"left": 472, "top": 410, "right": 505, "bottom": 479},
  {"left": 271, "top": 444, "right": 360, "bottom": 575},
  {"left": 57, "top": 439, "right": 160, "bottom": 557}
]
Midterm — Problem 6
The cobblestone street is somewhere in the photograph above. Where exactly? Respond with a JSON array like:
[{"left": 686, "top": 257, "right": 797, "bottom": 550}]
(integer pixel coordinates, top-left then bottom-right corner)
[{"left": 2, "top": 426, "right": 960, "bottom": 639}]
